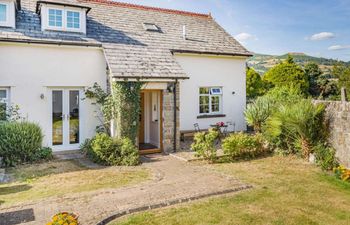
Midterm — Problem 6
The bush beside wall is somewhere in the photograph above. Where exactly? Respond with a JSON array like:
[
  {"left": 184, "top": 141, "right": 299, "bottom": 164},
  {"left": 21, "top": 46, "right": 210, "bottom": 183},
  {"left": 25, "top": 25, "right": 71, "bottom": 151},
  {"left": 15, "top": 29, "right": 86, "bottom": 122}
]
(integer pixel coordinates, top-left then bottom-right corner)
[
  {"left": 222, "top": 133, "right": 269, "bottom": 160},
  {"left": 0, "top": 122, "right": 52, "bottom": 167},
  {"left": 81, "top": 133, "right": 140, "bottom": 166}
]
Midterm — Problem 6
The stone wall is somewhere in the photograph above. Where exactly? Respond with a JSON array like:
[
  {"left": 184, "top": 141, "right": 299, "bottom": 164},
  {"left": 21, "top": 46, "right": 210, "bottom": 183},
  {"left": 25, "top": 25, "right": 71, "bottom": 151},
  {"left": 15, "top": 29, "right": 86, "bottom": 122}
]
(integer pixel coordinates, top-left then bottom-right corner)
[
  {"left": 315, "top": 100, "right": 350, "bottom": 167},
  {"left": 162, "top": 83, "right": 180, "bottom": 153}
]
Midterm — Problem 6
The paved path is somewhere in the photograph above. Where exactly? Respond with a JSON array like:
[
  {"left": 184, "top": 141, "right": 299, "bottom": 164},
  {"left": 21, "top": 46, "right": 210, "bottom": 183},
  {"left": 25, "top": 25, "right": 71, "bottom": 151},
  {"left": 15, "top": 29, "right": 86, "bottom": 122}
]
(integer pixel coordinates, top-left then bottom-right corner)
[{"left": 0, "top": 155, "right": 251, "bottom": 225}]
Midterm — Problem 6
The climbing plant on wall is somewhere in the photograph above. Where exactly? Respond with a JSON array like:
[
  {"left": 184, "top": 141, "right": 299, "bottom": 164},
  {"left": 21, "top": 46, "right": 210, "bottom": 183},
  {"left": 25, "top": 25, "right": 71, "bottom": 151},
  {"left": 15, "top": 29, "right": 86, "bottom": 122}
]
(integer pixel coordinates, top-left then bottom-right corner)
[
  {"left": 84, "top": 81, "right": 144, "bottom": 144},
  {"left": 84, "top": 83, "right": 115, "bottom": 135},
  {"left": 112, "top": 81, "right": 144, "bottom": 144}
]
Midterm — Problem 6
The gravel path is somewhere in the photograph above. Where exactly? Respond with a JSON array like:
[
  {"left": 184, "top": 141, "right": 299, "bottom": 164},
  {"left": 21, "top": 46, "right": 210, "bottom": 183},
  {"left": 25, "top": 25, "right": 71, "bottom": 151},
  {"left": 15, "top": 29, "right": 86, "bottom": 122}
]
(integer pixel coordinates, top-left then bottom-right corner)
[{"left": 0, "top": 154, "right": 251, "bottom": 225}]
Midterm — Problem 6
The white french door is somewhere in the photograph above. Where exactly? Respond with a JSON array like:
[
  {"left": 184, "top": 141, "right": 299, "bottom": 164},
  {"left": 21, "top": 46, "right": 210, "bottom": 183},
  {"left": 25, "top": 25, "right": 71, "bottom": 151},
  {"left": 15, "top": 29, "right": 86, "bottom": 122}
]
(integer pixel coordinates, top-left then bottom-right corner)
[{"left": 51, "top": 89, "right": 81, "bottom": 151}]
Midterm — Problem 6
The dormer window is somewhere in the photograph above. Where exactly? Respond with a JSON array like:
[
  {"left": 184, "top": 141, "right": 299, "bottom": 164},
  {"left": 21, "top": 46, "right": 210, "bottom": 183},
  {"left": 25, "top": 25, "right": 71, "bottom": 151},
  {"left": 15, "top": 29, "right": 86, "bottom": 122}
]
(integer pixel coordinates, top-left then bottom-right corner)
[
  {"left": 37, "top": 1, "right": 90, "bottom": 34},
  {"left": 0, "top": 0, "right": 16, "bottom": 28}
]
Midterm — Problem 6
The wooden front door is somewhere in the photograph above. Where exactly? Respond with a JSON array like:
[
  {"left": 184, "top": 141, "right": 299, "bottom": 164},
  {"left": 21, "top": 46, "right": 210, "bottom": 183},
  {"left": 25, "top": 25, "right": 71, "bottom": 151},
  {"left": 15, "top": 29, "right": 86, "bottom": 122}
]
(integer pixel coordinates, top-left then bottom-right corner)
[{"left": 139, "top": 92, "right": 145, "bottom": 143}]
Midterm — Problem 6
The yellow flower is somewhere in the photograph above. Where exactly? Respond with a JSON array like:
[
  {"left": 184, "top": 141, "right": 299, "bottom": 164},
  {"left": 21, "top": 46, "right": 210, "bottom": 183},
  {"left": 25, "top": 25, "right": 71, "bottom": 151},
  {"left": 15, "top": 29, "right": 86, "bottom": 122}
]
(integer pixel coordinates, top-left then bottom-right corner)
[
  {"left": 67, "top": 215, "right": 74, "bottom": 221},
  {"left": 58, "top": 220, "right": 64, "bottom": 225},
  {"left": 46, "top": 222, "right": 53, "bottom": 225}
]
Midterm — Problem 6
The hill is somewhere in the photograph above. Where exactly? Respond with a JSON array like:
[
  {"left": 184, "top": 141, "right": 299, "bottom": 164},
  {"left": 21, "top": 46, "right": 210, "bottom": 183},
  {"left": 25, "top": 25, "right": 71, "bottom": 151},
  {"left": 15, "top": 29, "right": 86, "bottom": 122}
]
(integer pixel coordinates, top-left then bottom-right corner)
[{"left": 247, "top": 53, "right": 350, "bottom": 76}]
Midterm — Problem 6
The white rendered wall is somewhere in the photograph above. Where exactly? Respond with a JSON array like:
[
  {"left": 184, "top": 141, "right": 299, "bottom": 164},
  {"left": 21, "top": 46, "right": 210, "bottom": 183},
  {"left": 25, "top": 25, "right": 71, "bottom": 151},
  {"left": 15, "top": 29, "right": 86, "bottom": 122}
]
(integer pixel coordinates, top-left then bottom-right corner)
[
  {"left": 175, "top": 54, "right": 247, "bottom": 132},
  {"left": 0, "top": 43, "right": 107, "bottom": 150}
]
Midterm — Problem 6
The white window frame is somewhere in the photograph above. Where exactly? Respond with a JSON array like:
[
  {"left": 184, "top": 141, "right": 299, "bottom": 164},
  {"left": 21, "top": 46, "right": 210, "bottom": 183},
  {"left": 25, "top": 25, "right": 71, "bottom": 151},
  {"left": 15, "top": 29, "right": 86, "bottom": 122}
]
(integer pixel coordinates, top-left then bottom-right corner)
[
  {"left": 41, "top": 4, "right": 86, "bottom": 33},
  {"left": 0, "top": 88, "right": 10, "bottom": 120},
  {"left": 66, "top": 9, "right": 81, "bottom": 31},
  {"left": 0, "top": 1, "right": 15, "bottom": 28},
  {"left": 199, "top": 87, "right": 223, "bottom": 115},
  {"left": 47, "top": 7, "right": 63, "bottom": 29}
]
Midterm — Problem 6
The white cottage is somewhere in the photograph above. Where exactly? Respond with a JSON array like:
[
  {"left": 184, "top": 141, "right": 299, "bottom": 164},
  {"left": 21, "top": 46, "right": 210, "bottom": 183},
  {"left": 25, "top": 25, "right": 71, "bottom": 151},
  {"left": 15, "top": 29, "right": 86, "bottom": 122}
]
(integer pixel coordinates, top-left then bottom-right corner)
[{"left": 0, "top": 0, "right": 252, "bottom": 153}]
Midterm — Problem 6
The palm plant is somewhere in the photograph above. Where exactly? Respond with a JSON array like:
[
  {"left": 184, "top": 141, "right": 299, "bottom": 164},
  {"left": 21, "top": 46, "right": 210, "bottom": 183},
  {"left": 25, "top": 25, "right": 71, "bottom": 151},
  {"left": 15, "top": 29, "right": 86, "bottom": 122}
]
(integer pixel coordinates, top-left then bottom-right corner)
[
  {"left": 245, "top": 96, "right": 273, "bottom": 133},
  {"left": 264, "top": 99, "right": 326, "bottom": 158}
]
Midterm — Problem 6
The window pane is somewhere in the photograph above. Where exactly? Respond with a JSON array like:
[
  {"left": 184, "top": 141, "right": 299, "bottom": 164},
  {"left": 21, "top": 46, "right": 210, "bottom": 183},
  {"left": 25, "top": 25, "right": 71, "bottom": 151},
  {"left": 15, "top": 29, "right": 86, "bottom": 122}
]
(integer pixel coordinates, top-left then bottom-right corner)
[
  {"left": 200, "top": 105, "right": 209, "bottom": 114},
  {"left": 52, "top": 91, "right": 63, "bottom": 145},
  {"left": 199, "top": 96, "right": 209, "bottom": 105},
  {"left": 0, "top": 103, "right": 6, "bottom": 121},
  {"left": 211, "top": 96, "right": 220, "bottom": 112},
  {"left": 48, "top": 9, "right": 63, "bottom": 27},
  {"left": 199, "top": 87, "right": 209, "bottom": 94},
  {"left": 66, "top": 11, "right": 80, "bottom": 29},
  {"left": 0, "top": 90, "right": 6, "bottom": 99},
  {"left": 211, "top": 88, "right": 222, "bottom": 95},
  {"left": 69, "top": 91, "right": 80, "bottom": 144},
  {"left": 199, "top": 96, "right": 209, "bottom": 113},
  {"left": 0, "top": 4, "right": 6, "bottom": 22}
]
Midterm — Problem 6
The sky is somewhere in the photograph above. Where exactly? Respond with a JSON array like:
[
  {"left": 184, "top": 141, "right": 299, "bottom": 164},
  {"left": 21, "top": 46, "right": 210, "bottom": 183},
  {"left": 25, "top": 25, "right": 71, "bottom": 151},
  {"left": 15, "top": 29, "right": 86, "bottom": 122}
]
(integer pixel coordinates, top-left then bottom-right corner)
[{"left": 116, "top": 0, "right": 350, "bottom": 61}]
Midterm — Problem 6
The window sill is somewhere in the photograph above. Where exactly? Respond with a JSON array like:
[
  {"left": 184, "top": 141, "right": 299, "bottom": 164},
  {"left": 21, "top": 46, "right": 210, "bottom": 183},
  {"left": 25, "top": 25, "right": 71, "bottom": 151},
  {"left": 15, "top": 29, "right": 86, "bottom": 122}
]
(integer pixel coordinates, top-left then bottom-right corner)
[{"left": 197, "top": 114, "right": 226, "bottom": 119}]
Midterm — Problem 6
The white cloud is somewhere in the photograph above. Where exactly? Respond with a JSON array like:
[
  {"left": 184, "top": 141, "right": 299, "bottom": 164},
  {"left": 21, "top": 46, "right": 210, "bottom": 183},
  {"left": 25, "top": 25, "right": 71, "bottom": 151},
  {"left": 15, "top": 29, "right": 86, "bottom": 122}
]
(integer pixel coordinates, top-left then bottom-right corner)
[
  {"left": 235, "top": 32, "right": 257, "bottom": 43},
  {"left": 328, "top": 45, "right": 350, "bottom": 50},
  {"left": 308, "top": 32, "right": 335, "bottom": 41}
]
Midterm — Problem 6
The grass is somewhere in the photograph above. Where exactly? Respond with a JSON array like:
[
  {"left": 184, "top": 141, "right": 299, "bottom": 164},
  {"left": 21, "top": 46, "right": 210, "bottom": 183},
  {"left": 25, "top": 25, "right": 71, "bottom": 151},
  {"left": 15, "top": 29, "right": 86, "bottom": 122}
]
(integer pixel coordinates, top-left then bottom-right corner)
[
  {"left": 112, "top": 155, "right": 350, "bottom": 225},
  {"left": 0, "top": 160, "right": 150, "bottom": 207}
]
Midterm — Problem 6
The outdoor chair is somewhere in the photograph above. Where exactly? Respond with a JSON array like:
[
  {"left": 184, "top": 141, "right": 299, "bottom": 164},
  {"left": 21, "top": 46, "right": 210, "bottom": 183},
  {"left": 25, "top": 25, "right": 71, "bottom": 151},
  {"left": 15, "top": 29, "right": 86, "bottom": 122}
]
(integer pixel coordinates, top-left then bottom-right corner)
[{"left": 193, "top": 123, "right": 201, "bottom": 132}]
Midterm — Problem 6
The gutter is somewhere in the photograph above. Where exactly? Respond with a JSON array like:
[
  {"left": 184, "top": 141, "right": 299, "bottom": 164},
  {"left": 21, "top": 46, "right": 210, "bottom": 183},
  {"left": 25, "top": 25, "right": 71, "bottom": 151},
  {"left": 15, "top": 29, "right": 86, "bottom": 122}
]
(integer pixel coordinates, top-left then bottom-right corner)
[
  {"left": 171, "top": 49, "right": 253, "bottom": 57},
  {"left": 36, "top": 1, "right": 92, "bottom": 14},
  {"left": 112, "top": 76, "right": 189, "bottom": 80},
  {"left": 0, "top": 38, "right": 102, "bottom": 48},
  {"left": 173, "top": 79, "right": 178, "bottom": 152}
]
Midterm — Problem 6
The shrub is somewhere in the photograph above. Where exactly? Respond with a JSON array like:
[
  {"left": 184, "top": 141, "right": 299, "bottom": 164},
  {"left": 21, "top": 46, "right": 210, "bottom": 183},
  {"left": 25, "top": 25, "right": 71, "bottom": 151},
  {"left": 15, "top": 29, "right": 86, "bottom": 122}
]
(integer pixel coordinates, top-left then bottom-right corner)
[
  {"left": 86, "top": 133, "right": 140, "bottom": 166},
  {"left": 245, "top": 97, "right": 272, "bottom": 133},
  {"left": 118, "top": 138, "right": 140, "bottom": 166},
  {"left": 80, "top": 138, "right": 103, "bottom": 164},
  {"left": 33, "top": 147, "right": 53, "bottom": 161},
  {"left": 313, "top": 143, "right": 338, "bottom": 170},
  {"left": 222, "top": 133, "right": 268, "bottom": 159},
  {"left": 191, "top": 129, "right": 219, "bottom": 162},
  {"left": 245, "top": 86, "right": 304, "bottom": 133},
  {"left": 264, "top": 99, "right": 326, "bottom": 158},
  {"left": 0, "top": 122, "right": 48, "bottom": 167},
  {"left": 334, "top": 165, "right": 350, "bottom": 182}
]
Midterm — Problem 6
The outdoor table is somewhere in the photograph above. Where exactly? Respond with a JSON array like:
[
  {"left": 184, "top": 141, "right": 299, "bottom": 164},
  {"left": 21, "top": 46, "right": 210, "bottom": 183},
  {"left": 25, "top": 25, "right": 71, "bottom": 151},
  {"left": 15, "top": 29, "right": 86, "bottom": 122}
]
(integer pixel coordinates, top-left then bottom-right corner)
[{"left": 210, "top": 124, "right": 228, "bottom": 140}]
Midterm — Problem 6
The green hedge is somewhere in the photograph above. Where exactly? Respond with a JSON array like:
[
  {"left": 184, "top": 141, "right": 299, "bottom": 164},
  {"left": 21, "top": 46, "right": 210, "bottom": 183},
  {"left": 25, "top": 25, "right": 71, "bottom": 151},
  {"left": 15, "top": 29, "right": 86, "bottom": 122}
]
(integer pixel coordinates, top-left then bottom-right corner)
[
  {"left": 222, "top": 133, "right": 270, "bottom": 160},
  {"left": 0, "top": 122, "right": 52, "bottom": 167},
  {"left": 81, "top": 133, "right": 140, "bottom": 166}
]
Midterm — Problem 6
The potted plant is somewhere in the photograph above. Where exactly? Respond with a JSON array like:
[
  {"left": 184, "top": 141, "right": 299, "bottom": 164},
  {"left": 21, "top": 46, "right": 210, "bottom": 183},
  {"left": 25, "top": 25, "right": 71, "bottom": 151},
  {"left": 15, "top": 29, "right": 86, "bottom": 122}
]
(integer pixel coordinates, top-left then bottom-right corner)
[{"left": 46, "top": 212, "right": 79, "bottom": 225}]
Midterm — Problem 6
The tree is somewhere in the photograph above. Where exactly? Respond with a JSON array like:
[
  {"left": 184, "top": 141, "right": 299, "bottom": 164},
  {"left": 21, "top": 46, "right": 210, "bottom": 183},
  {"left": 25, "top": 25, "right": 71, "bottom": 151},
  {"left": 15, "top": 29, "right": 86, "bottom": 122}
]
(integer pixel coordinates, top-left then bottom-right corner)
[
  {"left": 304, "top": 62, "right": 339, "bottom": 100},
  {"left": 263, "top": 55, "right": 309, "bottom": 94},
  {"left": 246, "top": 67, "right": 268, "bottom": 99},
  {"left": 333, "top": 62, "right": 350, "bottom": 100},
  {"left": 305, "top": 62, "right": 322, "bottom": 97}
]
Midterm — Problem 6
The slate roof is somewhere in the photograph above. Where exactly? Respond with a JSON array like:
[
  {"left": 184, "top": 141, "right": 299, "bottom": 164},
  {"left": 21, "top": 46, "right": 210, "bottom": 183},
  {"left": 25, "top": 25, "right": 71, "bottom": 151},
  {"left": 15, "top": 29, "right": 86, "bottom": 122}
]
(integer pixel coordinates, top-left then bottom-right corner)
[{"left": 0, "top": 0, "right": 252, "bottom": 79}]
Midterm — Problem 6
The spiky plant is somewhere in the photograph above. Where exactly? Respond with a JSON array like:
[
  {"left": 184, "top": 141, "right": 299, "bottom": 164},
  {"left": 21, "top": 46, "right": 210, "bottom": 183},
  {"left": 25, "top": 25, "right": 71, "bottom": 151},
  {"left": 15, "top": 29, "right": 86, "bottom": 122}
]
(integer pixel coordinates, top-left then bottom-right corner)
[
  {"left": 244, "top": 96, "right": 272, "bottom": 133},
  {"left": 264, "top": 99, "right": 326, "bottom": 158}
]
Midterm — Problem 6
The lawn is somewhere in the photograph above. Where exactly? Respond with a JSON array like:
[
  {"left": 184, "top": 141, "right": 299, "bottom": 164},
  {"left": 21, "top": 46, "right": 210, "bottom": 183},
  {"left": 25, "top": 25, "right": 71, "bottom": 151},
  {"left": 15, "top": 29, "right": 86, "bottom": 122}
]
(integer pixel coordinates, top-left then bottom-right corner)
[
  {"left": 0, "top": 160, "right": 150, "bottom": 207},
  {"left": 112, "top": 155, "right": 350, "bottom": 225}
]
